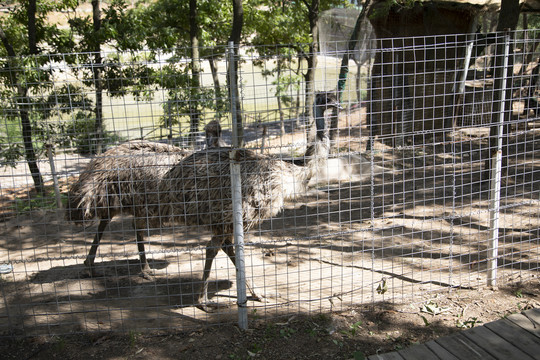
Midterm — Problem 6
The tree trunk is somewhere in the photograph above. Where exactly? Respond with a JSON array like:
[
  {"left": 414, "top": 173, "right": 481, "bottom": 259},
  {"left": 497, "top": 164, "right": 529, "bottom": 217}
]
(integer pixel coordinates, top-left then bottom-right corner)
[
  {"left": 189, "top": 0, "right": 201, "bottom": 147},
  {"left": 295, "top": 60, "right": 302, "bottom": 127},
  {"left": 208, "top": 56, "right": 222, "bottom": 119},
  {"left": 0, "top": 14, "right": 45, "bottom": 194},
  {"left": 26, "top": 0, "right": 45, "bottom": 193},
  {"left": 496, "top": 0, "right": 521, "bottom": 31},
  {"left": 92, "top": 0, "right": 104, "bottom": 154},
  {"left": 485, "top": 0, "right": 520, "bottom": 177},
  {"left": 520, "top": 29, "right": 540, "bottom": 77},
  {"left": 28, "top": 0, "right": 38, "bottom": 54},
  {"left": 330, "top": 0, "right": 371, "bottom": 144},
  {"left": 18, "top": 85, "right": 45, "bottom": 194},
  {"left": 304, "top": 0, "right": 319, "bottom": 143},
  {"left": 355, "top": 59, "right": 362, "bottom": 105},
  {"left": 276, "top": 62, "right": 285, "bottom": 135},
  {"left": 336, "top": 0, "right": 370, "bottom": 100},
  {"left": 229, "top": 0, "right": 244, "bottom": 146}
]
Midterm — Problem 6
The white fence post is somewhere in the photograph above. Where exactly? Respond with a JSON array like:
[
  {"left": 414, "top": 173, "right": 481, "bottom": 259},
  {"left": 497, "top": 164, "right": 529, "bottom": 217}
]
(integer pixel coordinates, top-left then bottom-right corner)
[
  {"left": 487, "top": 32, "right": 510, "bottom": 288},
  {"left": 46, "top": 143, "right": 63, "bottom": 210},
  {"left": 228, "top": 41, "right": 248, "bottom": 329}
]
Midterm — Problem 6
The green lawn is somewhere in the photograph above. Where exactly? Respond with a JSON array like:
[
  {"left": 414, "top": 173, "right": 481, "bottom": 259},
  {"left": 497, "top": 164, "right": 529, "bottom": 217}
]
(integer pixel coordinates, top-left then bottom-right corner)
[{"left": 100, "top": 56, "right": 365, "bottom": 141}]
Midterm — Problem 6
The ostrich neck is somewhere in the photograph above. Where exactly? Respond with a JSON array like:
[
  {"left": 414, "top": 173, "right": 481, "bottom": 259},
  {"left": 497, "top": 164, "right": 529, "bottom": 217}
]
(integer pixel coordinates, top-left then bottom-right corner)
[{"left": 297, "top": 103, "right": 331, "bottom": 186}]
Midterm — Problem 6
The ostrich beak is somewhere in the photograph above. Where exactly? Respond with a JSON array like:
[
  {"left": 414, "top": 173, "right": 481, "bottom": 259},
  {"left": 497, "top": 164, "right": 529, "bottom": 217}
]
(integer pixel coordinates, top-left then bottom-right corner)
[
  {"left": 331, "top": 98, "right": 343, "bottom": 110},
  {"left": 324, "top": 92, "right": 342, "bottom": 110}
]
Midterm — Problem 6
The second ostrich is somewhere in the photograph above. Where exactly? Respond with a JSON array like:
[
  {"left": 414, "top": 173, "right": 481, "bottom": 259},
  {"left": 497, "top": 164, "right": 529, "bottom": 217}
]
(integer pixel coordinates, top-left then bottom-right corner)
[
  {"left": 66, "top": 121, "right": 225, "bottom": 277},
  {"left": 65, "top": 140, "right": 188, "bottom": 277},
  {"left": 160, "top": 92, "right": 340, "bottom": 308}
]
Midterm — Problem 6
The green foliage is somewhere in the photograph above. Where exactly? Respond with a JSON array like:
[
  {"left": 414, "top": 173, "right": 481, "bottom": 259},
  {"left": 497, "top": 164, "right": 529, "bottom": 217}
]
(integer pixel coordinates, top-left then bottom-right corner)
[
  {"left": 248, "top": 0, "right": 350, "bottom": 47},
  {"left": 368, "top": 0, "right": 397, "bottom": 20},
  {"left": 341, "top": 320, "right": 363, "bottom": 338},
  {"left": 247, "top": 0, "right": 350, "bottom": 118},
  {"left": 0, "top": 117, "right": 23, "bottom": 167},
  {"left": 52, "top": 336, "right": 66, "bottom": 353},
  {"left": 128, "top": 330, "right": 140, "bottom": 348},
  {"left": 140, "top": 0, "right": 231, "bottom": 54},
  {"left": 377, "top": 278, "right": 388, "bottom": 294},
  {"left": 157, "top": 63, "right": 228, "bottom": 129},
  {"left": 0, "top": 1, "right": 80, "bottom": 172},
  {"left": 368, "top": 0, "right": 418, "bottom": 20},
  {"left": 0, "top": 0, "right": 355, "bottom": 170},
  {"left": 248, "top": 342, "right": 263, "bottom": 356},
  {"left": 68, "top": 0, "right": 146, "bottom": 53},
  {"left": 66, "top": 112, "right": 123, "bottom": 155},
  {"left": 0, "top": 1, "right": 76, "bottom": 57},
  {"left": 279, "top": 327, "right": 296, "bottom": 339},
  {"left": 102, "top": 0, "right": 147, "bottom": 51},
  {"left": 520, "top": 14, "right": 540, "bottom": 30},
  {"left": 274, "top": 73, "right": 302, "bottom": 106},
  {"left": 0, "top": 141, "right": 25, "bottom": 168},
  {"left": 420, "top": 301, "right": 450, "bottom": 315},
  {"left": 39, "top": 84, "right": 94, "bottom": 120},
  {"left": 456, "top": 316, "right": 480, "bottom": 329},
  {"left": 455, "top": 306, "right": 482, "bottom": 329},
  {"left": 332, "top": 338, "right": 344, "bottom": 348},
  {"left": 67, "top": 113, "right": 100, "bottom": 155},
  {"left": 12, "top": 188, "right": 67, "bottom": 213}
]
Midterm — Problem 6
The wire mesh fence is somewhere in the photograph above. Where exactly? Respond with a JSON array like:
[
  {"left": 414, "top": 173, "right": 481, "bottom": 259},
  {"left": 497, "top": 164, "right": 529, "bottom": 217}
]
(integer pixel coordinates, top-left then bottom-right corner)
[{"left": 1, "top": 30, "right": 539, "bottom": 337}]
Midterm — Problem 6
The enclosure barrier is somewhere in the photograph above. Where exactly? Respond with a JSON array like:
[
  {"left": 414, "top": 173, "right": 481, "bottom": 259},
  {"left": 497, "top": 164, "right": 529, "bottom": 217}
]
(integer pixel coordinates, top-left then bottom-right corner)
[
  {"left": 0, "top": 30, "right": 539, "bottom": 336},
  {"left": 228, "top": 41, "right": 248, "bottom": 330}
]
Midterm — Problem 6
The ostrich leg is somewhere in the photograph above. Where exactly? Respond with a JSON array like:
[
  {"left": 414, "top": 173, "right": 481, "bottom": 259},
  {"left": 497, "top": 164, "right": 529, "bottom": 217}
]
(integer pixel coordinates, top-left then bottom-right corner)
[
  {"left": 83, "top": 218, "right": 110, "bottom": 276},
  {"left": 197, "top": 235, "right": 264, "bottom": 311},
  {"left": 197, "top": 235, "right": 223, "bottom": 311},
  {"left": 134, "top": 222, "right": 153, "bottom": 279},
  {"left": 221, "top": 236, "right": 264, "bottom": 302}
]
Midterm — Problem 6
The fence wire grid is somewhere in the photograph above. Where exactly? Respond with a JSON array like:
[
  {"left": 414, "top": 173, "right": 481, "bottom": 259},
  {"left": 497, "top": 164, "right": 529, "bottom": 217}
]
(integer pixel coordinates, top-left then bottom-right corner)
[{"left": 1, "top": 31, "right": 539, "bottom": 336}]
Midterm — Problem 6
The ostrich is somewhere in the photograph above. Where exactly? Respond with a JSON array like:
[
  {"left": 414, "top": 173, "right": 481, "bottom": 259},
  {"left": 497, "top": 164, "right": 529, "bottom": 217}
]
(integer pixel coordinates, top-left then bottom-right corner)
[
  {"left": 65, "top": 140, "right": 189, "bottom": 277},
  {"left": 159, "top": 92, "right": 340, "bottom": 309},
  {"left": 66, "top": 120, "right": 229, "bottom": 277}
]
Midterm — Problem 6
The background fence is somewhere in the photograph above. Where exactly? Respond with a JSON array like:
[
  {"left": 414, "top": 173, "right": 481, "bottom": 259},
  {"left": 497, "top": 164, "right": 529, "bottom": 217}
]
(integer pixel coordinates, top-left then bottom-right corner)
[{"left": 1, "top": 30, "right": 539, "bottom": 336}]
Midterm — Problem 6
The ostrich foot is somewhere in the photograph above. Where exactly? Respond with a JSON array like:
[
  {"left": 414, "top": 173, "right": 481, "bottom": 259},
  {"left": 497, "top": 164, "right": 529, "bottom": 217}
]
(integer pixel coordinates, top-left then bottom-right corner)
[
  {"left": 80, "top": 266, "right": 103, "bottom": 278},
  {"left": 248, "top": 294, "right": 267, "bottom": 303},
  {"left": 247, "top": 286, "right": 268, "bottom": 303},
  {"left": 81, "top": 258, "right": 104, "bottom": 278},
  {"left": 139, "top": 267, "right": 155, "bottom": 281},
  {"left": 196, "top": 301, "right": 231, "bottom": 313}
]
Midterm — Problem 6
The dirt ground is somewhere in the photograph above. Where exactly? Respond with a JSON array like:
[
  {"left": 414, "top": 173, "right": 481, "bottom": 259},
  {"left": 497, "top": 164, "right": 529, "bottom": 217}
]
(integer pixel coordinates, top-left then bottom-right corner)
[
  {"left": 1, "top": 281, "right": 539, "bottom": 359},
  {"left": 1, "top": 108, "right": 540, "bottom": 359}
]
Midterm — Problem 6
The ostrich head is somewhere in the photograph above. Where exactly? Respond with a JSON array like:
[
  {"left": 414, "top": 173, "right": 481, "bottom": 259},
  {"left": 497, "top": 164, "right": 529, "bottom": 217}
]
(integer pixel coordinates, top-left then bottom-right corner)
[
  {"left": 314, "top": 91, "right": 341, "bottom": 140},
  {"left": 205, "top": 120, "right": 227, "bottom": 148}
]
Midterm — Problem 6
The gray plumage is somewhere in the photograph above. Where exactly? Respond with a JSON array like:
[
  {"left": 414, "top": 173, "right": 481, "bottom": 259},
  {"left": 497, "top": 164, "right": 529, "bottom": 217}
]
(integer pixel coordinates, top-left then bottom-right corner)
[
  {"left": 159, "top": 92, "right": 340, "bottom": 308},
  {"left": 66, "top": 140, "right": 189, "bottom": 276},
  {"left": 205, "top": 120, "right": 228, "bottom": 148}
]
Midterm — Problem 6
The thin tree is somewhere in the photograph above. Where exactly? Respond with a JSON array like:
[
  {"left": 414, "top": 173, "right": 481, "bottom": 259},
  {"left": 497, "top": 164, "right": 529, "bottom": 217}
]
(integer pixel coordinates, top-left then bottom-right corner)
[
  {"left": 304, "top": 0, "right": 320, "bottom": 142},
  {"left": 189, "top": 0, "right": 201, "bottom": 146},
  {"left": 486, "top": 0, "right": 520, "bottom": 176},
  {"left": 331, "top": 0, "right": 371, "bottom": 143},
  {"left": 229, "top": 0, "right": 244, "bottom": 145},
  {"left": 0, "top": 1, "right": 45, "bottom": 194},
  {"left": 91, "top": 0, "right": 104, "bottom": 154},
  {"left": 135, "top": 0, "right": 231, "bottom": 140}
]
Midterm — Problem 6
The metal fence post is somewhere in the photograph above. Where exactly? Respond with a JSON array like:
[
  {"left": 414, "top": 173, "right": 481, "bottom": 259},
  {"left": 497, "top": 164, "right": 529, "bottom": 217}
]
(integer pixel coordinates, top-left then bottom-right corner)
[
  {"left": 487, "top": 32, "right": 510, "bottom": 288},
  {"left": 46, "top": 143, "right": 63, "bottom": 210},
  {"left": 228, "top": 41, "right": 248, "bottom": 329}
]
